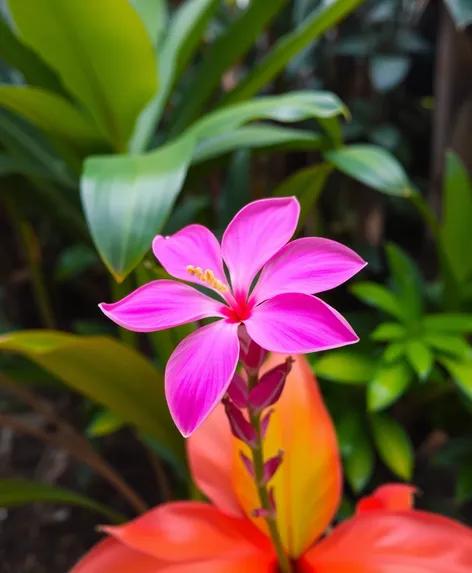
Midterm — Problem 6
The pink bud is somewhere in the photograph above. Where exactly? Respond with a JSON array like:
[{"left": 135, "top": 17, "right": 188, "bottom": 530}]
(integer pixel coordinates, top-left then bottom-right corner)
[
  {"left": 268, "top": 486, "right": 277, "bottom": 513},
  {"left": 223, "top": 399, "right": 257, "bottom": 447},
  {"left": 260, "top": 408, "right": 275, "bottom": 439},
  {"left": 248, "top": 357, "right": 293, "bottom": 414},
  {"left": 251, "top": 507, "right": 271, "bottom": 519},
  {"left": 262, "top": 450, "right": 284, "bottom": 485},
  {"left": 226, "top": 373, "right": 248, "bottom": 409},
  {"left": 240, "top": 451, "right": 255, "bottom": 478},
  {"left": 238, "top": 326, "right": 267, "bottom": 374}
]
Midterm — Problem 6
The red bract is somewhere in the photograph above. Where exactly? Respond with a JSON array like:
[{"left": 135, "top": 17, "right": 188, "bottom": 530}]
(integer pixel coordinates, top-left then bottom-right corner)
[{"left": 71, "top": 355, "right": 472, "bottom": 573}]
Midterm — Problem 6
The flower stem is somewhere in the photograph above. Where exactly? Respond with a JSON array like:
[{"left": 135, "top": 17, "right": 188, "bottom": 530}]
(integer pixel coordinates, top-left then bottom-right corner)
[{"left": 247, "top": 374, "right": 293, "bottom": 573}]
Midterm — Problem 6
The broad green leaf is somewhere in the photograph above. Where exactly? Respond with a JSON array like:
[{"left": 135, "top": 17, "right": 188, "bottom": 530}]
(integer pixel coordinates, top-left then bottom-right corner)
[
  {"left": 370, "top": 322, "right": 406, "bottom": 341},
  {"left": 444, "top": 0, "right": 472, "bottom": 29},
  {"left": 192, "top": 125, "right": 323, "bottom": 164},
  {"left": 81, "top": 133, "right": 195, "bottom": 281},
  {"left": 129, "top": 0, "right": 219, "bottom": 152},
  {"left": 406, "top": 340, "right": 434, "bottom": 381},
  {"left": 274, "top": 162, "right": 333, "bottom": 232},
  {"left": 368, "top": 360, "right": 413, "bottom": 411},
  {"left": 0, "top": 479, "right": 125, "bottom": 523},
  {"left": 130, "top": 0, "right": 167, "bottom": 46},
  {"left": 351, "top": 282, "right": 405, "bottom": 320},
  {"left": 371, "top": 413, "right": 414, "bottom": 480},
  {"left": 423, "top": 332, "right": 472, "bottom": 360},
  {"left": 191, "top": 91, "right": 347, "bottom": 140},
  {"left": 0, "top": 16, "right": 65, "bottom": 94},
  {"left": 169, "top": 0, "right": 289, "bottom": 134},
  {"left": 0, "top": 152, "right": 61, "bottom": 181},
  {"left": 338, "top": 412, "right": 374, "bottom": 493},
  {"left": 86, "top": 409, "right": 126, "bottom": 438},
  {"left": 440, "top": 357, "right": 472, "bottom": 399},
  {"left": 369, "top": 55, "right": 411, "bottom": 92},
  {"left": 314, "top": 351, "right": 375, "bottom": 384},
  {"left": 0, "top": 86, "right": 103, "bottom": 147},
  {"left": 386, "top": 243, "right": 423, "bottom": 319},
  {"left": 422, "top": 313, "right": 472, "bottom": 334},
  {"left": 8, "top": 0, "right": 157, "bottom": 151},
  {"left": 220, "top": 0, "right": 364, "bottom": 105},
  {"left": 441, "top": 152, "right": 472, "bottom": 285},
  {"left": 0, "top": 330, "right": 184, "bottom": 461},
  {"left": 325, "top": 144, "right": 412, "bottom": 196}
]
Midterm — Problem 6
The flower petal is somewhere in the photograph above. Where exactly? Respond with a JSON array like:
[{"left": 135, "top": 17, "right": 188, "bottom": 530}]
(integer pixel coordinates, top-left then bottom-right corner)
[
  {"left": 187, "top": 404, "right": 243, "bottom": 518},
  {"left": 99, "top": 280, "right": 224, "bottom": 332},
  {"left": 234, "top": 354, "right": 342, "bottom": 557},
  {"left": 70, "top": 537, "right": 161, "bottom": 573},
  {"left": 222, "top": 197, "right": 300, "bottom": 298},
  {"left": 153, "top": 224, "right": 226, "bottom": 293},
  {"left": 166, "top": 320, "right": 239, "bottom": 436},
  {"left": 245, "top": 293, "right": 358, "bottom": 353},
  {"left": 300, "top": 510, "right": 472, "bottom": 573},
  {"left": 357, "top": 484, "right": 417, "bottom": 514},
  {"left": 103, "top": 502, "right": 273, "bottom": 564},
  {"left": 251, "top": 237, "right": 366, "bottom": 303}
]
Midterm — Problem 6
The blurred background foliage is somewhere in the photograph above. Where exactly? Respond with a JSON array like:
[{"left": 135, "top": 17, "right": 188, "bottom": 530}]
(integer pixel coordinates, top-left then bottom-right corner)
[{"left": 0, "top": 0, "right": 472, "bottom": 570}]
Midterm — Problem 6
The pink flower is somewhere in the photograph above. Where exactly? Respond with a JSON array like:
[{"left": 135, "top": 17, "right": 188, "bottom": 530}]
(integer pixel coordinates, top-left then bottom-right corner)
[{"left": 100, "top": 197, "right": 366, "bottom": 436}]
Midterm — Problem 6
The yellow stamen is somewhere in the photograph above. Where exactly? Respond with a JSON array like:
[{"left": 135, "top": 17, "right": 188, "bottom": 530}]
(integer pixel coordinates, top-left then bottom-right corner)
[{"left": 187, "top": 265, "right": 228, "bottom": 292}]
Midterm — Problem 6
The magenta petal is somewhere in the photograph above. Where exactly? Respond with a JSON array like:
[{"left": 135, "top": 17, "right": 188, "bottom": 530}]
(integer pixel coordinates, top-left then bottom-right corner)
[
  {"left": 222, "top": 197, "right": 300, "bottom": 298},
  {"left": 99, "top": 280, "right": 225, "bottom": 332},
  {"left": 251, "top": 237, "right": 367, "bottom": 303},
  {"left": 153, "top": 224, "right": 227, "bottom": 293},
  {"left": 165, "top": 320, "right": 240, "bottom": 436},
  {"left": 244, "top": 293, "right": 359, "bottom": 353}
]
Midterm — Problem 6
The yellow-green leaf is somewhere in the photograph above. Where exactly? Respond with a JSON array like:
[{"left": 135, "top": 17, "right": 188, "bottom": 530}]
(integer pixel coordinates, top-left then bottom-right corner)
[
  {"left": 0, "top": 330, "right": 184, "bottom": 462},
  {"left": 371, "top": 413, "right": 414, "bottom": 480},
  {"left": 7, "top": 0, "right": 157, "bottom": 151},
  {"left": 0, "top": 85, "right": 103, "bottom": 147}
]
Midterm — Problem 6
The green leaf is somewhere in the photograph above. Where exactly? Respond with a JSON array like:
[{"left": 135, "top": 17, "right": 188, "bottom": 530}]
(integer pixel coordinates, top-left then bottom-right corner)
[
  {"left": 273, "top": 162, "right": 333, "bottom": 232},
  {"left": 370, "top": 322, "right": 406, "bottom": 341},
  {"left": 351, "top": 282, "right": 405, "bottom": 320},
  {"left": 371, "top": 413, "right": 414, "bottom": 480},
  {"left": 220, "top": 0, "right": 364, "bottom": 105},
  {"left": 338, "top": 412, "right": 374, "bottom": 493},
  {"left": 368, "top": 360, "right": 413, "bottom": 411},
  {"left": 422, "top": 314, "right": 472, "bottom": 334},
  {"left": 405, "top": 340, "right": 434, "bottom": 380},
  {"left": 314, "top": 351, "right": 376, "bottom": 384},
  {"left": 86, "top": 409, "right": 126, "bottom": 438},
  {"left": 0, "top": 152, "right": 59, "bottom": 181},
  {"left": 325, "top": 144, "right": 412, "bottom": 196},
  {"left": 440, "top": 357, "right": 472, "bottom": 399},
  {"left": 0, "top": 16, "right": 65, "bottom": 94},
  {"left": 0, "top": 86, "right": 103, "bottom": 147},
  {"left": 386, "top": 243, "right": 423, "bottom": 319},
  {"left": 0, "top": 479, "right": 125, "bottom": 523},
  {"left": 191, "top": 91, "right": 347, "bottom": 140},
  {"left": 130, "top": 0, "right": 167, "bottom": 47},
  {"left": 0, "top": 330, "right": 184, "bottom": 461},
  {"left": 444, "top": 0, "right": 472, "bottom": 29},
  {"left": 369, "top": 55, "right": 411, "bottom": 92},
  {"left": 441, "top": 152, "right": 472, "bottom": 286},
  {"left": 129, "top": 0, "right": 219, "bottom": 152},
  {"left": 81, "top": 133, "right": 195, "bottom": 281},
  {"left": 423, "top": 332, "right": 472, "bottom": 360},
  {"left": 219, "top": 149, "right": 251, "bottom": 228},
  {"left": 170, "top": 0, "right": 288, "bottom": 135},
  {"left": 7, "top": 0, "right": 157, "bottom": 151},
  {"left": 55, "top": 245, "right": 98, "bottom": 282},
  {"left": 192, "top": 125, "right": 323, "bottom": 164},
  {"left": 383, "top": 342, "right": 406, "bottom": 362}
]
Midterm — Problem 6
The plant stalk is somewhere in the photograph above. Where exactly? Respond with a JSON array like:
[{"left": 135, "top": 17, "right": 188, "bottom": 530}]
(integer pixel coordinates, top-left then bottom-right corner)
[{"left": 247, "top": 374, "right": 293, "bottom": 573}]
